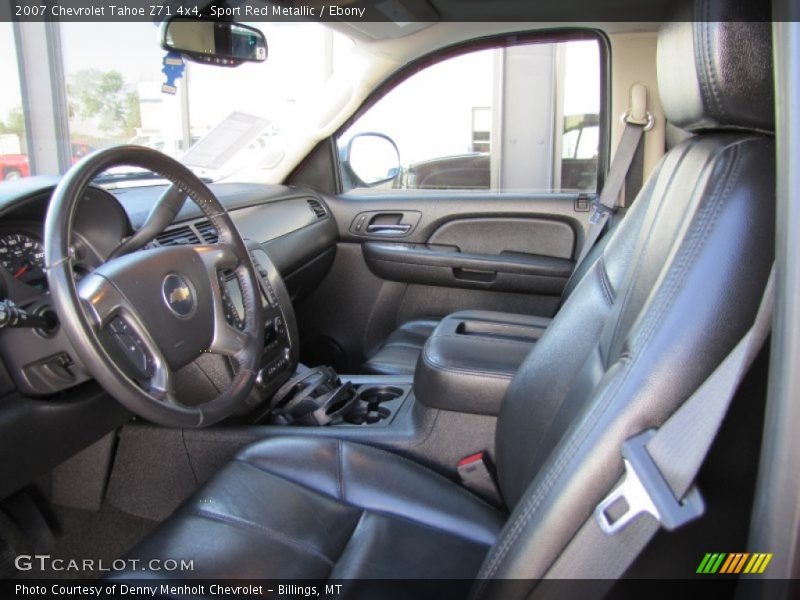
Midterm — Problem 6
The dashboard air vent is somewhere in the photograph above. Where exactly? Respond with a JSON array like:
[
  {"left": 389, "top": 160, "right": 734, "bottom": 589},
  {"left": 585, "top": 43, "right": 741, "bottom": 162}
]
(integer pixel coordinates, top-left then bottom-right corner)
[
  {"left": 307, "top": 198, "right": 327, "bottom": 219},
  {"left": 154, "top": 225, "right": 200, "bottom": 246},
  {"left": 194, "top": 219, "right": 219, "bottom": 244}
]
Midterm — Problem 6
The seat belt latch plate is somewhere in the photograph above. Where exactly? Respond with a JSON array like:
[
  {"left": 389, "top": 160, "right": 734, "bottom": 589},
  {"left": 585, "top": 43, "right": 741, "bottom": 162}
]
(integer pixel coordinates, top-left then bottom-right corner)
[{"left": 595, "top": 429, "right": 705, "bottom": 535}]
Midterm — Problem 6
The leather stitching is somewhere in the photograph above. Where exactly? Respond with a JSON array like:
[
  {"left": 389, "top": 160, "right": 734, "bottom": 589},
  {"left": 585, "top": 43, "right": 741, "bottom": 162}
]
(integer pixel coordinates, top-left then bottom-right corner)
[
  {"left": 476, "top": 139, "right": 751, "bottom": 589},
  {"left": 190, "top": 507, "right": 335, "bottom": 566},
  {"left": 596, "top": 258, "right": 614, "bottom": 307},
  {"left": 336, "top": 440, "right": 345, "bottom": 501},
  {"left": 702, "top": 1, "right": 726, "bottom": 122},
  {"left": 607, "top": 143, "right": 694, "bottom": 354}
]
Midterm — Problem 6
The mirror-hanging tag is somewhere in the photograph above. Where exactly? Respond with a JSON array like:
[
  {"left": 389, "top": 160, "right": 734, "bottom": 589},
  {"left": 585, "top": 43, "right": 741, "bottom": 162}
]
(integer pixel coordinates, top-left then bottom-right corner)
[{"left": 161, "top": 52, "right": 185, "bottom": 95}]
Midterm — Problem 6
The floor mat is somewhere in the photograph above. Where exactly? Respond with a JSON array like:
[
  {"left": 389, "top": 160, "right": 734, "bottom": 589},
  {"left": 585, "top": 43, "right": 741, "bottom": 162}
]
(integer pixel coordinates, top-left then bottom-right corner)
[{"left": 16, "top": 503, "right": 157, "bottom": 579}]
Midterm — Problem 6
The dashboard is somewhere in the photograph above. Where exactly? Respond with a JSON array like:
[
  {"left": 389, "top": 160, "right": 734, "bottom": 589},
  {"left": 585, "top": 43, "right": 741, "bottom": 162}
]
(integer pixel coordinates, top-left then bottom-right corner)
[
  {"left": 0, "top": 176, "right": 337, "bottom": 398},
  {"left": 0, "top": 175, "right": 338, "bottom": 500}
]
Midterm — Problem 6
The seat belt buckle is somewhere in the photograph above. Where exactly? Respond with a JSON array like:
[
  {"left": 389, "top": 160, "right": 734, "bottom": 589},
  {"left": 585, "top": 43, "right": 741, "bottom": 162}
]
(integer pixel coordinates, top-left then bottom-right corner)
[
  {"left": 589, "top": 200, "right": 615, "bottom": 225},
  {"left": 457, "top": 452, "right": 502, "bottom": 506},
  {"left": 595, "top": 429, "right": 705, "bottom": 535}
]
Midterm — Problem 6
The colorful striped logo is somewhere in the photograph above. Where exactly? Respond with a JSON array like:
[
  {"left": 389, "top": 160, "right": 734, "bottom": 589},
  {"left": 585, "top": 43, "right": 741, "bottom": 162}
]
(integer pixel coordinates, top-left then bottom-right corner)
[{"left": 696, "top": 553, "right": 773, "bottom": 574}]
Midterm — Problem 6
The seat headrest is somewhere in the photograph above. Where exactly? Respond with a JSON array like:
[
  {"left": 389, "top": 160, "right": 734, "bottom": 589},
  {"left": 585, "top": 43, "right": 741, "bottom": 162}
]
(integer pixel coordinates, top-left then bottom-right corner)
[{"left": 657, "top": 0, "right": 773, "bottom": 133}]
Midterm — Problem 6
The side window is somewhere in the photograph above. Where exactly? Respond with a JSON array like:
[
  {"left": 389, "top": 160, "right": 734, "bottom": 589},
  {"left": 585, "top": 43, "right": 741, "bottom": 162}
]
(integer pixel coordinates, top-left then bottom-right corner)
[
  {"left": 338, "top": 35, "right": 602, "bottom": 194},
  {"left": 0, "top": 23, "right": 30, "bottom": 181}
]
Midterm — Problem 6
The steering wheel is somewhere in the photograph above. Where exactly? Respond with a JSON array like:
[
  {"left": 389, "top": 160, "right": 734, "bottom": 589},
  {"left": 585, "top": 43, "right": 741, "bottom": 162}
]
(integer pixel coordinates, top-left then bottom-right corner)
[{"left": 44, "top": 146, "right": 265, "bottom": 428}]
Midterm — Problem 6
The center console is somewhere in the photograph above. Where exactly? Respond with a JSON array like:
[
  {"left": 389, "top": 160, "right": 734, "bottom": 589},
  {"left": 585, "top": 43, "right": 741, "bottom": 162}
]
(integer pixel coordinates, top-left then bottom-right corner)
[
  {"left": 413, "top": 310, "right": 551, "bottom": 415},
  {"left": 232, "top": 243, "right": 549, "bottom": 427}
]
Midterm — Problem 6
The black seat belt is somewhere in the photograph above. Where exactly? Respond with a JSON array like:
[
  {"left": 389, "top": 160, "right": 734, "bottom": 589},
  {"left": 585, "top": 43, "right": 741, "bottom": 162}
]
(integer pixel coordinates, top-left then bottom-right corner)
[
  {"left": 574, "top": 84, "right": 653, "bottom": 267},
  {"left": 531, "top": 266, "right": 775, "bottom": 591}
]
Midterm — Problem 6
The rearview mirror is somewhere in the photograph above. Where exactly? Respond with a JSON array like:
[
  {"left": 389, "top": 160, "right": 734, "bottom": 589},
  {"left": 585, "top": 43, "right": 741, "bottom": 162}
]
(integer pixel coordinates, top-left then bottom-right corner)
[{"left": 161, "top": 19, "right": 267, "bottom": 66}]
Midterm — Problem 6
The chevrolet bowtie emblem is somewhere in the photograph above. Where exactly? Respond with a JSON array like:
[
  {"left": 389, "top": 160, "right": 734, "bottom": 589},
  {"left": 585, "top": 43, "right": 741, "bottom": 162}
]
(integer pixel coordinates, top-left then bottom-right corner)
[
  {"left": 162, "top": 274, "right": 195, "bottom": 318},
  {"left": 169, "top": 286, "right": 191, "bottom": 304}
]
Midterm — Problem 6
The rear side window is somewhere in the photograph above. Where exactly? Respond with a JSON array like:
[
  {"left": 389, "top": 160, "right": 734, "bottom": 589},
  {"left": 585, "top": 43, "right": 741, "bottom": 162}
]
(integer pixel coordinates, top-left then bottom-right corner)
[{"left": 338, "top": 34, "right": 604, "bottom": 194}]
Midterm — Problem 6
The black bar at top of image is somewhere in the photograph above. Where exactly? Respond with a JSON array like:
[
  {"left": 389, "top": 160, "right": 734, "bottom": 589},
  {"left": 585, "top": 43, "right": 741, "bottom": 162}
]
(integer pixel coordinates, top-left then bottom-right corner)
[{"left": 0, "top": 0, "right": 783, "bottom": 24}]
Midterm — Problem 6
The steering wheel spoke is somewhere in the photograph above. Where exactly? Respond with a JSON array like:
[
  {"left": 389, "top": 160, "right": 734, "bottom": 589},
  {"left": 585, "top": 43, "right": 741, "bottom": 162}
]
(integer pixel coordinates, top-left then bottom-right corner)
[
  {"left": 210, "top": 318, "right": 250, "bottom": 359},
  {"left": 193, "top": 242, "right": 240, "bottom": 273},
  {"left": 193, "top": 243, "right": 251, "bottom": 360}
]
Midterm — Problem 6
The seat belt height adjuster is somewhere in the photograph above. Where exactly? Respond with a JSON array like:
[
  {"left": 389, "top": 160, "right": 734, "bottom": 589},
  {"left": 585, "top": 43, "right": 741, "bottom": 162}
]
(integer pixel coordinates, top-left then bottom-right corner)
[{"left": 595, "top": 429, "right": 705, "bottom": 535}]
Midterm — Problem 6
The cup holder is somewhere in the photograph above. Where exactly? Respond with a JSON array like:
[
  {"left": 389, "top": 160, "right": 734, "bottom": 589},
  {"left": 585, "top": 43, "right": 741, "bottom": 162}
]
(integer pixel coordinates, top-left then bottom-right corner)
[
  {"left": 342, "top": 386, "right": 405, "bottom": 425},
  {"left": 358, "top": 386, "right": 404, "bottom": 404},
  {"left": 344, "top": 405, "right": 391, "bottom": 425}
]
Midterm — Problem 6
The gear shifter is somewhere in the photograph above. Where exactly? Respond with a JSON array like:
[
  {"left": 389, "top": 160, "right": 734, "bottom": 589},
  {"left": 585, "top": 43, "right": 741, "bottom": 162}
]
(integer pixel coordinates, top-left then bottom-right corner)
[{"left": 259, "top": 365, "right": 359, "bottom": 426}]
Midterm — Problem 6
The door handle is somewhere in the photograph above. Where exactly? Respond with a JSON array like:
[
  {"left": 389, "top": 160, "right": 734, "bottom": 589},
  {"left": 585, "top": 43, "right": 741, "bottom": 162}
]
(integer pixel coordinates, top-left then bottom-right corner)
[{"left": 365, "top": 224, "right": 412, "bottom": 235}]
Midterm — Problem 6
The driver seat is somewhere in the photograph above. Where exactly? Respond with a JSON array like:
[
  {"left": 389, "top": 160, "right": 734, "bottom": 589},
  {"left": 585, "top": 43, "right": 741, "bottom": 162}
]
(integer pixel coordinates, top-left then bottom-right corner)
[{"left": 118, "top": 4, "right": 775, "bottom": 590}]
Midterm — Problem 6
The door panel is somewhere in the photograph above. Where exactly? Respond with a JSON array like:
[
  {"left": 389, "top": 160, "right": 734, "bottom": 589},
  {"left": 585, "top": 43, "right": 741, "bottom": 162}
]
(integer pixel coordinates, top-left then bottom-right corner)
[
  {"left": 429, "top": 217, "right": 575, "bottom": 259},
  {"left": 294, "top": 192, "right": 593, "bottom": 371},
  {"left": 363, "top": 241, "right": 573, "bottom": 295}
]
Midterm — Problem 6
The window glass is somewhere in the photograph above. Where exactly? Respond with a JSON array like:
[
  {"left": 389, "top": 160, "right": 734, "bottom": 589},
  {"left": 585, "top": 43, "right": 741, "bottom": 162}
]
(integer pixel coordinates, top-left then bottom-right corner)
[
  {"left": 562, "top": 129, "right": 580, "bottom": 159},
  {"left": 59, "top": 22, "right": 351, "bottom": 183},
  {"left": 576, "top": 125, "right": 600, "bottom": 159},
  {"left": 338, "top": 36, "right": 601, "bottom": 194},
  {"left": 0, "top": 23, "right": 31, "bottom": 181}
]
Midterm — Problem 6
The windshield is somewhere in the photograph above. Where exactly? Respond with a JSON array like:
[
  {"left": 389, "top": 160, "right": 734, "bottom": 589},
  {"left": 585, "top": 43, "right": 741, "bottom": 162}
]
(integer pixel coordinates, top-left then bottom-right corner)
[{"left": 1, "top": 21, "right": 353, "bottom": 185}]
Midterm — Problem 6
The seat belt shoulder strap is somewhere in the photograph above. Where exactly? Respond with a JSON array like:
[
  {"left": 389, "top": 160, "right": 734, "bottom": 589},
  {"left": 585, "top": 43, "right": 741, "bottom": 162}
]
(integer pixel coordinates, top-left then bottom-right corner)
[{"left": 574, "top": 83, "right": 652, "bottom": 267}]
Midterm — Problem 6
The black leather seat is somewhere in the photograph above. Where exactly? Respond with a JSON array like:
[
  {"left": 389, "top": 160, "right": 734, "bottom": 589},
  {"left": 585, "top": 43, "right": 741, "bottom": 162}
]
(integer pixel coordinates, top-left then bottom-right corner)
[
  {"left": 119, "top": 438, "right": 503, "bottom": 578},
  {"left": 121, "top": 5, "right": 775, "bottom": 591}
]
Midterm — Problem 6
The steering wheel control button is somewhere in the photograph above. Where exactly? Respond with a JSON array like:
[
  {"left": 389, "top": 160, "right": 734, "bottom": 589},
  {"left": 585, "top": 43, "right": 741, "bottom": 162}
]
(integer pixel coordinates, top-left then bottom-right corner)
[
  {"left": 108, "top": 317, "right": 154, "bottom": 379},
  {"left": 162, "top": 274, "right": 196, "bottom": 318}
]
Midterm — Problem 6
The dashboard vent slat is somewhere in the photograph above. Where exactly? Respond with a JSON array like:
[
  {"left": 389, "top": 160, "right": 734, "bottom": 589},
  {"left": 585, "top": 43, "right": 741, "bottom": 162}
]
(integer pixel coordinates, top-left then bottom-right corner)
[
  {"left": 307, "top": 198, "right": 327, "bottom": 219},
  {"left": 153, "top": 225, "right": 200, "bottom": 247},
  {"left": 194, "top": 220, "right": 219, "bottom": 244}
]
